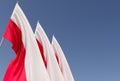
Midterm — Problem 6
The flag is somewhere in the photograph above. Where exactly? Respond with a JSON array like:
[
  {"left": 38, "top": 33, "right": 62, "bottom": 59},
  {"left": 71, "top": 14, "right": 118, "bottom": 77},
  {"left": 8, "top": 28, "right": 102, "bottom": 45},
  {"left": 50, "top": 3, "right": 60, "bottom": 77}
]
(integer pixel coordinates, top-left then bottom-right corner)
[
  {"left": 35, "top": 22, "right": 65, "bottom": 81},
  {"left": 3, "top": 3, "right": 50, "bottom": 81},
  {"left": 52, "top": 36, "right": 74, "bottom": 81}
]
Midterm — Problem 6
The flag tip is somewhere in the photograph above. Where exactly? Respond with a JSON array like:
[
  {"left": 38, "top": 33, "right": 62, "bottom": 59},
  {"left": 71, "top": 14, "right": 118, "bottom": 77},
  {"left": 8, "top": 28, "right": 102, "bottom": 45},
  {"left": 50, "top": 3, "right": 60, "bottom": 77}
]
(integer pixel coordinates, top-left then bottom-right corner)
[
  {"left": 52, "top": 35, "right": 55, "bottom": 39},
  {"left": 15, "top": 1, "right": 20, "bottom": 7},
  {"left": 52, "top": 35, "right": 56, "bottom": 44}
]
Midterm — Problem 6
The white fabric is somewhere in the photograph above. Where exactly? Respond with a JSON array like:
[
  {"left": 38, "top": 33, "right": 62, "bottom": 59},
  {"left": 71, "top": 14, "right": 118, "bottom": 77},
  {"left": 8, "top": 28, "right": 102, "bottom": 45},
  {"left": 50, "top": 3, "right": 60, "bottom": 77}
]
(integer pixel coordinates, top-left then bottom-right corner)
[
  {"left": 35, "top": 22, "right": 65, "bottom": 81},
  {"left": 52, "top": 36, "right": 74, "bottom": 81},
  {"left": 11, "top": 3, "right": 50, "bottom": 81}
]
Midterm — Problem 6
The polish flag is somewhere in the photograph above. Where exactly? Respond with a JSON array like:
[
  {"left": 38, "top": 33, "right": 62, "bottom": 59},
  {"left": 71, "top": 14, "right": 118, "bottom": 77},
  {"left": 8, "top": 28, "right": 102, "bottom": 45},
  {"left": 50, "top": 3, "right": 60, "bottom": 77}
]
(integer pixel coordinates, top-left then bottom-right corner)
[
  {"left": 35, "top": 22, "right": 65, "bottom": 81},
  {"left": 52, "top": 36, "right": 74, "bottom": 81},
  {"left": 3, "top": 3, "right": 50, "bottom": 81}
]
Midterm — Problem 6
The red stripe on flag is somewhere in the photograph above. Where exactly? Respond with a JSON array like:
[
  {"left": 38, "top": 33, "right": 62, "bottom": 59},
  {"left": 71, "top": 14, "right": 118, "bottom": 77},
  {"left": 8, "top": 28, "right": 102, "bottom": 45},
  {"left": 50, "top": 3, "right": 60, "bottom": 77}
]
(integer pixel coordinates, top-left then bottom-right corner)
[
  {"left": 3, "top": 19, "right": 26, "bottom": 81},
  {"left": 36, "top": 39, "right": 47, "bottom": 68},
  {"left": 55, "top": 53, "right": 59, "bottom": 65}
]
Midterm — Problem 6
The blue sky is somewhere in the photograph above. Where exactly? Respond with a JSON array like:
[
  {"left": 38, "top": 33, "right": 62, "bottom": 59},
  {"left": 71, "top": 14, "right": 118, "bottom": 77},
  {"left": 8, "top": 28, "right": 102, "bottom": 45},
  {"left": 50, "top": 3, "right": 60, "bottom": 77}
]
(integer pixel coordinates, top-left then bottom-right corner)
[{"left": 0, "top": 0, "right": 120, "bottom": 81}]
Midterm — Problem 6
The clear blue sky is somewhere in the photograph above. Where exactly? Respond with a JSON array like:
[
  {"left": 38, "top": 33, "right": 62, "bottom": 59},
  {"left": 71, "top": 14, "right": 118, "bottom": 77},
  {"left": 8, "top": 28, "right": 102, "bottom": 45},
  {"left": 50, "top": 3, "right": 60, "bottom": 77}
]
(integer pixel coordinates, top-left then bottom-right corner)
[{"left": 0, "top": 0, "right": 120, "bottom": 81}]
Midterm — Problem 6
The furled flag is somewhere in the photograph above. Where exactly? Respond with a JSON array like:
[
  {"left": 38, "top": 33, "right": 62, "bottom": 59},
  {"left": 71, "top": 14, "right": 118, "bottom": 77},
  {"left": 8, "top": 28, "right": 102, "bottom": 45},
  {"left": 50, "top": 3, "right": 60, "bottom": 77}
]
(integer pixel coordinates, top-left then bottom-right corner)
[
  {"left": 3, "top": 3, "right": 50, "bottom": 81},
  {"left": 52, "top": 36, "right": 74, "bottom": 81},
  {"left": 35, "top": 22, "right": 65, "bottom": 81}
]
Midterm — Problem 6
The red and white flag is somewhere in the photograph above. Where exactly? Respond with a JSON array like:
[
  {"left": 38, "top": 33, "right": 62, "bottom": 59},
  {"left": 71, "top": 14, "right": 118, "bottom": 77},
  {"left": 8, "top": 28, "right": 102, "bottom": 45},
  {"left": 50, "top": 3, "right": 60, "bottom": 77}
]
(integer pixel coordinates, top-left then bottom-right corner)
[
  {"left": 3, "top": 3, "right": 50, "bottom": 81},
  {"left": 52, "top": 36, "right": 74, "bottom": 81},
  {"left": 35, "top": 22, "right": 65, "bottom": 81}
]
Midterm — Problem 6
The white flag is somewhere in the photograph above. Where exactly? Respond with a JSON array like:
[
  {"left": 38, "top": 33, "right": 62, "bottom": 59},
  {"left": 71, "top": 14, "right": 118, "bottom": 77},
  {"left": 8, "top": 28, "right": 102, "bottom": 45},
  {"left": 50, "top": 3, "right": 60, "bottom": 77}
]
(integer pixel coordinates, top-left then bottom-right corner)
[
  {"left": 52, "top": 36, "right": 74, "bottom": 81},
  {"left": 35, "top": 22, "right": 65, "bottom": 81},
  {"left": 3, "top": 3, "right": 50, "bottom": 81}
]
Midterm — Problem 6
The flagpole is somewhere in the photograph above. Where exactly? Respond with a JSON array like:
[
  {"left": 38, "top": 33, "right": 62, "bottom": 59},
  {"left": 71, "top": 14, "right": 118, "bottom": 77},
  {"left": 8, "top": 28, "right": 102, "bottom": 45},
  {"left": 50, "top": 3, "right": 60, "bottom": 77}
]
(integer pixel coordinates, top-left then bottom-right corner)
[{"left": 0, "top": 37, "right": 4, "bottom": 48}]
